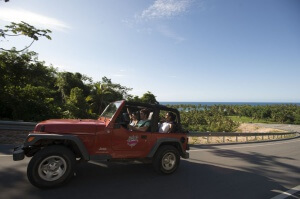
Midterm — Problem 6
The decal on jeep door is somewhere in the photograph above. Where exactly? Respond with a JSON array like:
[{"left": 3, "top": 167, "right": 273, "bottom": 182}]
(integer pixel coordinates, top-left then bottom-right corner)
[{"left": 127, "top": 135, "right": 138, "bottom": 147}]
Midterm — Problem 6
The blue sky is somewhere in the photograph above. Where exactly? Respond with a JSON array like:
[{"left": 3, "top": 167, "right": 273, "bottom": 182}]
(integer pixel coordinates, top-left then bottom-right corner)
[{"left": 1, "top": 0, "right": 299, "bottom": 102}]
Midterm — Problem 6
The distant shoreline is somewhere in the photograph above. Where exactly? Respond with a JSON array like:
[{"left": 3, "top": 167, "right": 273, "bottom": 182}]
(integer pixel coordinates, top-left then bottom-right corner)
[{"left": 159, "top": 102, "right": 300, "bottom": 106}]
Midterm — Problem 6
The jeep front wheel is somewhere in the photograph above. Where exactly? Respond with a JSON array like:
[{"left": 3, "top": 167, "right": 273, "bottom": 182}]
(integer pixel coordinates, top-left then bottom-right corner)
[
  {"left": 153, "top": 145, "right": 180, "bottom": 174},
  {"left": 27, "top": 145, "right": 76, "bottom": 188}
]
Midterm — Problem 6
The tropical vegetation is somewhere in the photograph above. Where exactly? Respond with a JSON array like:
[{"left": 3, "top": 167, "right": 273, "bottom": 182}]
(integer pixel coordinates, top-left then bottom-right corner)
[
  {"left": 167, "top": 104, "right": 300, "bottom": 132},
  {"left": 0, "top": 50, "right": 159, "bottom": 121},
  {"left": 1, "top": 21, "right": 299, "bottom": 133}
]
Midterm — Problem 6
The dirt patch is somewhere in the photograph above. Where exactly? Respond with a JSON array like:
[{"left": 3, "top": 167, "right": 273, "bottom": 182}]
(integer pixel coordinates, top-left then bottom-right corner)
[
  {"left": 188, "top": 123, "right": 290, "bottom": 145},
  {"left": 237, "top": 123, "right": 287, "bottom": 133}
]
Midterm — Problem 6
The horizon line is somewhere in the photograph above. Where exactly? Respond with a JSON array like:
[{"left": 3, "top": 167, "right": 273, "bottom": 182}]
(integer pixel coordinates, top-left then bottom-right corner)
[{"left": 159, "top": 101, "right": 300, "bottom": 103}]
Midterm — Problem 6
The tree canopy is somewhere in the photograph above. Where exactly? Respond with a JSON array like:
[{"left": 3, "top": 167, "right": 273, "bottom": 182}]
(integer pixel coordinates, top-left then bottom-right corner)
[
  {"left": 0, "top": 21, "right": 51, "bottom": 52},
  {"left": 0, "top": 50, "right": 157, "bottom": 121},
  {"left": 0, "top": 21, "right": 159, "bottom": 121},
  {"left": 127, "top": 91, "right": 158, "bottom": 104}
]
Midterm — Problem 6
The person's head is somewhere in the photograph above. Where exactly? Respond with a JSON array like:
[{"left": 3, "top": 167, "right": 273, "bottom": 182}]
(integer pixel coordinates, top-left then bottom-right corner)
[
  {"left": 165, "top": 112, "right": 176, "bottom": 122},
  {"left": 140, "top": 109, "right": 150, "bottom": 120}
]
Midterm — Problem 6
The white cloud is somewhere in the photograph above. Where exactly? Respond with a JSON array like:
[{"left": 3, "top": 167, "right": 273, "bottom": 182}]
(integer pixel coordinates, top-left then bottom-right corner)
[
  {"left": 124, "top": 1, "right": 191, "bottom": 42},
  {"left": 113, "top": 74, "right": 126, "bottom": 77},
  {"left": 137, "top": 27, "right": 153, "bottom": 35},
  {"left": 0, "top": 8, "right": 70, "bottom": 31},
  {"left": 157, "top": 25, "right": 185, "bottom": 43},
  {"left": 139, "top": 0, "right": 192, "bottom": 20}
]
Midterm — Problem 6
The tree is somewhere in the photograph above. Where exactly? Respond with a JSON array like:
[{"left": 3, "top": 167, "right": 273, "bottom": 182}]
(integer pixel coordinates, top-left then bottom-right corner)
[
  {"left": 5, "top": 85, "right": 61, "bottom": 121},
  {"left": 166, "top": 104, "right": 239, "bottom": 132},
  {"left": 0, "top": 21, "right": 52, "bottom": 52},
  {"left": 0, "top": 50, "right": 60, "bottom": 121},
  {"left": 128, "top": 91, "right": 159, "bottom": 104},
  {"left": 87, "top": 77, "right": 132, "bottom": 115},
  {"left": 56, "top": 72, "right": 91, "bottom": 102},
  {"left": 87, "top": 82, "right": 112, "bottom": 115},
  {"left": 140, "top": 91, "right": 159, "bottom": 104},
  {"left": 63, "top": 87, "right": 89, "bottom": 119}
]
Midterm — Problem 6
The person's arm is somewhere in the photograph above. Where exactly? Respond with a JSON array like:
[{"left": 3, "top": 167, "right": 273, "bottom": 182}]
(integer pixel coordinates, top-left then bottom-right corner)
[
  {"left": 167, "top": 123, "right": 174, "bottom": 133},
  {"left": 127, "top": 108, "right": 132, "bottom": 120},
  {"left": 128, "top": 121, "right": 150, "bottom": 132}
]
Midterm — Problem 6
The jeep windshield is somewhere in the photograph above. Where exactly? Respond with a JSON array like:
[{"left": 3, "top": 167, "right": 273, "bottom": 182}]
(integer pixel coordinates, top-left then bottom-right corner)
[{"left": 100, "top": 101, "right": 122, "bottom": 119}]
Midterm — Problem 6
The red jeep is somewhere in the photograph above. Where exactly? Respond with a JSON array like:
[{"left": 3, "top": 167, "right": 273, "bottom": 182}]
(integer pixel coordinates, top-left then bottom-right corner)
[{"left": 13, "top": 100, "right": 189, "bottom": 188}]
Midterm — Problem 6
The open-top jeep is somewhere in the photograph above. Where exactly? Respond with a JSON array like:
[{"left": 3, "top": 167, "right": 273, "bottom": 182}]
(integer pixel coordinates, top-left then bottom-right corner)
[{"left": 13, "top": 100, "right": 189, "bottom": 188}]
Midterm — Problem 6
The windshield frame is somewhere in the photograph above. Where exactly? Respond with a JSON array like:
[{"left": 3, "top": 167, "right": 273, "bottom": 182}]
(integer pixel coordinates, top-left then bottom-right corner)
[{"left": 100, "top": 101, "right": 122, "bottom": 119}]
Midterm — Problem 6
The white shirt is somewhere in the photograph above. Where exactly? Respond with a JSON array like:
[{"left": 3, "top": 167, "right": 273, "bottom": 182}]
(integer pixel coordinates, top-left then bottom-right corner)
[{"left": 159, "top": 122, "right": 170, "bottom": 133}]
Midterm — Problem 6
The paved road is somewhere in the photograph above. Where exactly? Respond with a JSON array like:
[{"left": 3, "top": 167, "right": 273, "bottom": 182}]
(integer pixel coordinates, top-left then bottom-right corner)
[{"left": 0, "top": 138, "right": 299, "bottom": 199}]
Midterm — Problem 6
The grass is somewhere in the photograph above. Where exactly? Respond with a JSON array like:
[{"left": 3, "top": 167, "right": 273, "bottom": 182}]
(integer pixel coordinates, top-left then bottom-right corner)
[{"left": 228, "top": 116, "right": 270, "bottom": 123}]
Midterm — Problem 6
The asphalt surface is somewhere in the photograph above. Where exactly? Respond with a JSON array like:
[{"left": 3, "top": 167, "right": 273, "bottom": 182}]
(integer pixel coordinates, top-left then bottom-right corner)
[{"left": 0, "top": 138, "right": 299, "bottom": 199}]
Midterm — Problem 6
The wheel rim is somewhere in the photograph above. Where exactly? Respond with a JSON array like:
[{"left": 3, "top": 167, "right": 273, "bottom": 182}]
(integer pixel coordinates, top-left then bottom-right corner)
[
  {"left": 161, "top": 152, "right": 176, "bottom": 171},
  {"left": 38, "top": 155, "right": 67, "bottom": 181}
]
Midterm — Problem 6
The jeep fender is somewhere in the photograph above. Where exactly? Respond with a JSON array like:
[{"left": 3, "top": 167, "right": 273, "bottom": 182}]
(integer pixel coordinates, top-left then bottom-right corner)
[
  {"left": 147, "top": 138, "right": 189, "bottom": 159},
  {"left": 24, "top": 134, "right": 90, "bottom": 160}
]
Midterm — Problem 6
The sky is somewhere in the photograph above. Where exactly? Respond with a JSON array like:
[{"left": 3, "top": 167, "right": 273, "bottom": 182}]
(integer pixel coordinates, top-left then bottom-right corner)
[{"left": 0, "top": 0, "right": 299, "bottom": 102}]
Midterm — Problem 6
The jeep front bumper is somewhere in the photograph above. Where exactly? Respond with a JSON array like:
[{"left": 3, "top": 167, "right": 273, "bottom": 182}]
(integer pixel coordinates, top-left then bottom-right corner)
[
  {"left": 182, "top": 152, "right": 189, "bottom": 159},
  {"left": 13, "top": 145, "right": 25, "bottom": 161}
]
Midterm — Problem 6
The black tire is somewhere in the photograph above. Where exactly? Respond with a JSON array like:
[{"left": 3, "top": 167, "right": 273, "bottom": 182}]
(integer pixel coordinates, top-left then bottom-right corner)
[
  {"left": 27, "top": 145, "right": 76, "bottom": 188},
  {"left": 152, "top": 145, "right": 180, "bottom": 174}
]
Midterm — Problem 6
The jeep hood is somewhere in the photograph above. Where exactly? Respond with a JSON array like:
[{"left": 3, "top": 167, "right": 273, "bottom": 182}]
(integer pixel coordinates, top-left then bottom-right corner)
[{"left": 34, "top": 119, "right": 105, "bottom": 134}]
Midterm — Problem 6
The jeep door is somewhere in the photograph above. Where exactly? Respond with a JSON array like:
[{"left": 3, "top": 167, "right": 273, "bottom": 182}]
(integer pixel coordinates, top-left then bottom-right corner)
[{"left": 111, "top": 126, "right": 151, "bottom": 158}]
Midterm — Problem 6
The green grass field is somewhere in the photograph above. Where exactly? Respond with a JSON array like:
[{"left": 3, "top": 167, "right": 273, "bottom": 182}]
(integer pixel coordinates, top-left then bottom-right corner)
[{"left": 228, "top": 116, "right": 270, "bottom": 123}]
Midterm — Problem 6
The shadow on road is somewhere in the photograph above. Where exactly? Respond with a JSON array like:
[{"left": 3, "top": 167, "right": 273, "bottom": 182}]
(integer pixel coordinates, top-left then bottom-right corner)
[
  {"left": 189, "top": 138, "right": 300, "bottom": 187},
  {"left": 208, "top": 147, "right": 300, "bottom": 186},
  {"left": 1, "top": 160, "right": 286, "bottom": 199},
  {"left": 0, "top": 144, "right": 14, "bottom": 155}
]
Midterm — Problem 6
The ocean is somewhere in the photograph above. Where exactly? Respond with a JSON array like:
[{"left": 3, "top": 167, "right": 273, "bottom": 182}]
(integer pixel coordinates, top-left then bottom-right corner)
[{"left": 159, "top": 102, "right": 300, "bottom": 106}]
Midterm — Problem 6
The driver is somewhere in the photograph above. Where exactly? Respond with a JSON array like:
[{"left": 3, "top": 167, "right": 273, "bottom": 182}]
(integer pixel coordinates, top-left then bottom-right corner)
[{"left": 128, "top": 109, "right": 151, "bottom": 132}]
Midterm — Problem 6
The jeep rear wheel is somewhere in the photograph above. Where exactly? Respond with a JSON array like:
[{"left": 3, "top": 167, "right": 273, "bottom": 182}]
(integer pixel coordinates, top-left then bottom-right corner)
[
  {"left": 153, "top": 145, "right": 180, "bottom": 174},
  {"left": 27, "top": 145, "right": 75, "bottom": 188}
]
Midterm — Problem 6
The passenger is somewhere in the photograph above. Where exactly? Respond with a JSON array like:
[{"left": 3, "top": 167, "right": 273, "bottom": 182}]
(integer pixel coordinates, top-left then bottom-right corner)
[
  {"left": 159, "top": 112, "right": 176, "bottom": 133},
  {"left": 127, "top": 108, "right": 139, "bottom": 126},
  {"left": 128, "top": 109, "right": 151, "bottom": 132}
]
